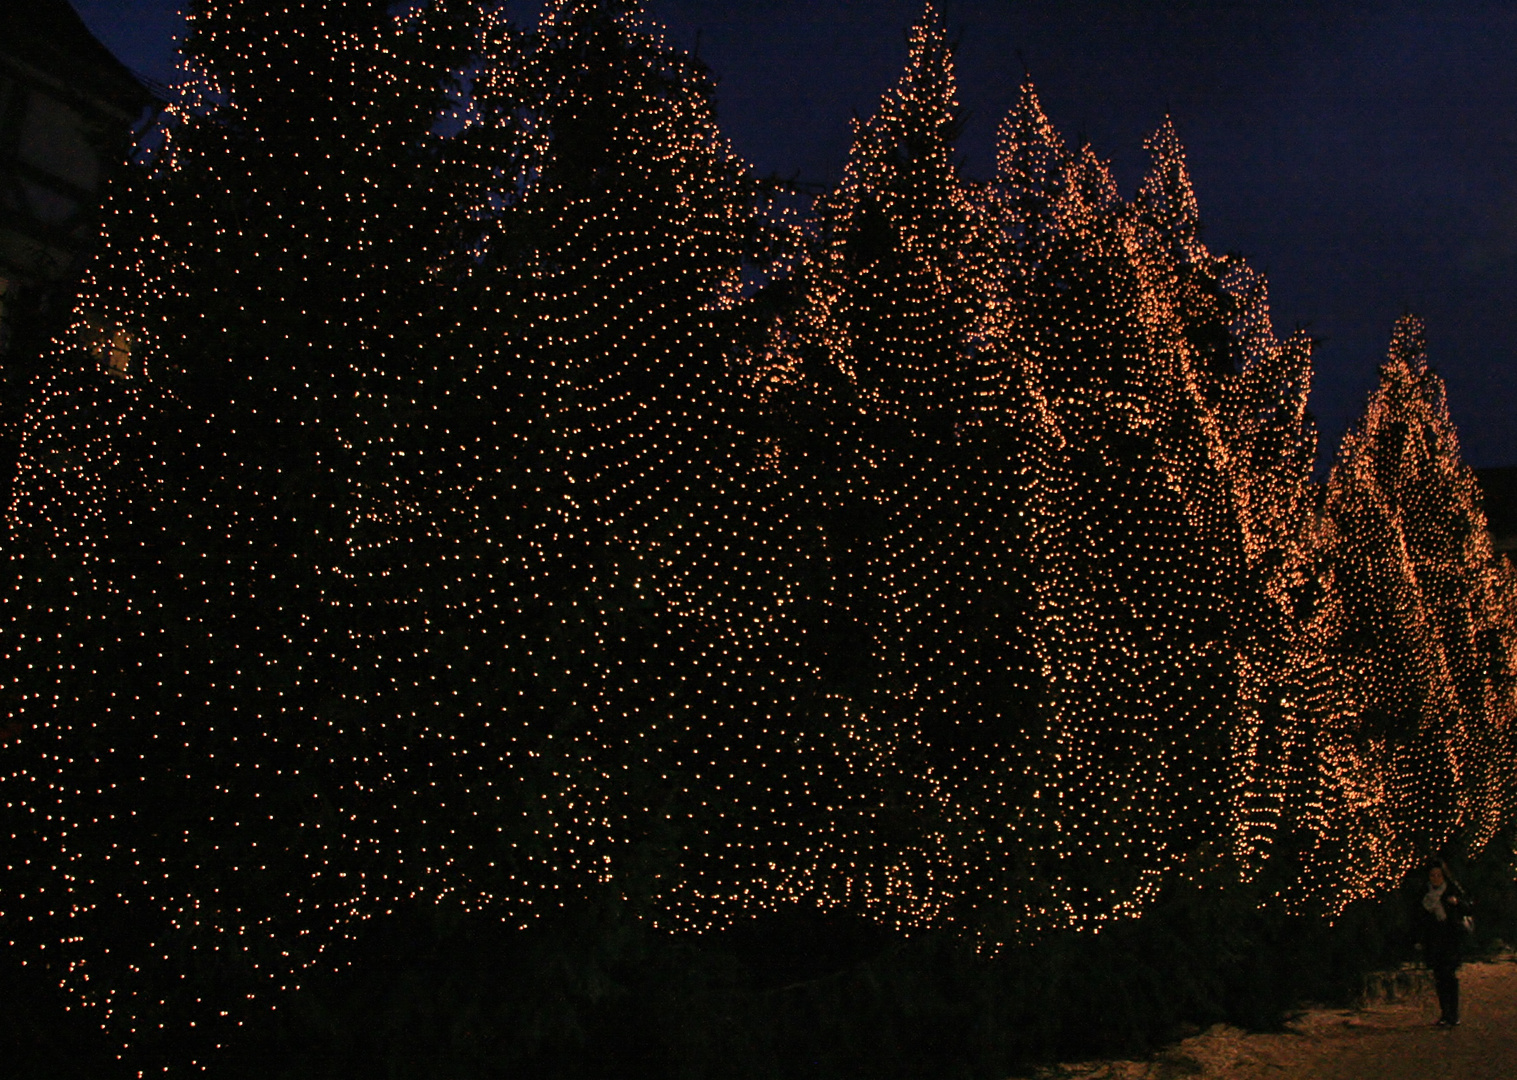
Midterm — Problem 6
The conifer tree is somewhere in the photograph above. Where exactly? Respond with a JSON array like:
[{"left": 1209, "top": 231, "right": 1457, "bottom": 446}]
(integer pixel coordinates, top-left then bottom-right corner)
[
  {"left": 1133, "top": 118, "right": 1238, "bottom": 386},
  {"left": 1209, "top": 264, "right": 1331, "bottom": 879},
  {"left": 1322, "top": 316, "right": 1517, "bottom": 857},
  {"left": 1129, "top": 119, "right": 1344, "bottom": 878},
  {"left": 990, "top": 82, "right": 1245, "bottom": 921},
  {"left": 1, "top": 0, "right": 485, "bottom": 1060},
  {"left": 755, "top": 7, "right": 1070, "bottom": 933},
  {"left": 457, "top": 0, "right": 877, "bottom": 931}
]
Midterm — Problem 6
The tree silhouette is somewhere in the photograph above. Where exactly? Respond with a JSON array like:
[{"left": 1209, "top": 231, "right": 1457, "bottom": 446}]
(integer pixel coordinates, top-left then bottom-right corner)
[
  {"left": 1322, "top": 315, "right": 1517, "bottom": 858},
  {"left": 2, "top": 0, "right": 481, "bottom": 1063},
  {"left": 988, "top": 83, "right": 1245, "bottom": 921}
]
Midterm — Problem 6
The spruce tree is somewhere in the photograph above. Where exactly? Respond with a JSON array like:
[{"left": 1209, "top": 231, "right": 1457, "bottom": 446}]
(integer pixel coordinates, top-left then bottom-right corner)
[
  {"left": 1130, "top": 118, "right": 1346, "bottom": 882},
  {"left": 1, "top": 0, "right": 484, "bottom": 1062},
  {"left": 991, "top": 82, "right": 1244, "bottom": 921},
  {"left": 1133, "top": 118, "right": 1239, "bottom": 386},
  {"left": 756, "top": 6, "right": 1069, "bottom": 935},
  {"left": 459, "top": 0, "right": 873, "bottom": 931},
  {"left": 1322, "top": 315, "right": 1517, "bottom": 857}
]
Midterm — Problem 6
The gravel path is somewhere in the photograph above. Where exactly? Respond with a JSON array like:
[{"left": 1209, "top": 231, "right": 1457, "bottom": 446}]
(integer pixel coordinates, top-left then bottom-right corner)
[{"left": 1015, "top": 957, "right": 1517, "bottom": 1080}]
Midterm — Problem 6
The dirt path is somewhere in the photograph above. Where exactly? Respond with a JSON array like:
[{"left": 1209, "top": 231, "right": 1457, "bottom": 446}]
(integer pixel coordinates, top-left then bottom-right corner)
[{"left": 1014, "top": 958, "right": 1517, "bottom": 1080}]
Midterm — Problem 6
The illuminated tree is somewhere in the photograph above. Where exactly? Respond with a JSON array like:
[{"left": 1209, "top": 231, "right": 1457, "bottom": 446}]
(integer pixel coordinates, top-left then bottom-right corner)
[
  {"left": 1321, "top": 315, "right": 1517, "bottom": 857},
  {"left": 1129, "top": 117, "right": 1342, "bottom": 880},
  {"left": 1132, "top": 118, "right": 1242, "bottom": 387},
  {"left": 1, "top": 0, "right": 486, "bottom": 1061},
  {"left": 453, "top": 0, "right": 902, "bottom": 931},
  {"left": 990, "top": 82, "right": 1248, "bottom": 920},
  {"left": 755, "top": 7, "right": 1069, "bottom": 932}
]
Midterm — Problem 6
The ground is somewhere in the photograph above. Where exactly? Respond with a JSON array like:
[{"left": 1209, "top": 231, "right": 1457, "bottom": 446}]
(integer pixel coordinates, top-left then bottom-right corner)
[{"left": 1014, "top": 957, "right": 1517, "bottom": 1079}]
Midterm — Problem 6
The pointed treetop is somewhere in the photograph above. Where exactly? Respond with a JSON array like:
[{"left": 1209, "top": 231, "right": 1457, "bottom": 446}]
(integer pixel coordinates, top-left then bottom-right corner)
[
  {"left": 1136, "top": 115, "right": 1201, "bottom": 250},
  {"left": 995, "top": 79, "right": 1062, "bottom": 175},
  {"left": 1333, "top": 314, "right": 1465, "bottom": 499},
  {"left": 872, "top": 0, "right": 959, "bottom": 153},
  {"left": 1384, "top": 312, "right": 1430, "bottom": 380},
  {"left": 828, "top": 0, "right": 961, "bottom": 215},
  {"left": 1064, "top": 144, "right": 1121, "bottom": 224},
  {"left": 901, "top": 1, "right": 951, "bottom": 90},
  {"left": 994, "top": 78, "right": 1067, "bottom": 211},
  {"left": 1377, "top": 315, "right": 1451, "bottom": 469}
]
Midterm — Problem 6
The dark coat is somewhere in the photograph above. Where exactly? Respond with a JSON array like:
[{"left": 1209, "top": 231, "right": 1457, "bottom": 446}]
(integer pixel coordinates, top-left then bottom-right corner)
[{"left": 1419, "top": 880, "right": 1471, "bottom": 967}]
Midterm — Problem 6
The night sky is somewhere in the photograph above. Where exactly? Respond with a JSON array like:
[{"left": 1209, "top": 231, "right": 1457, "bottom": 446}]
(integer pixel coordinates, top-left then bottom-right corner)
[{"left": 72, "top": 0, "right": 1517, "bottom": 468}]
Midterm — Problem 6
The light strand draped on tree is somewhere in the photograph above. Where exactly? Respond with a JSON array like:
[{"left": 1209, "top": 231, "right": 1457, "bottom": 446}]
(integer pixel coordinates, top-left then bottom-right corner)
[
  {"left": 2, "top": 0, "right": 487, "bottom": 1064},
  {"left": 986, "top": 82, "right": 1250, "bottom": 924},
  {"left": 1321, "top": 315, "right": 1517, "bottom": 861}
]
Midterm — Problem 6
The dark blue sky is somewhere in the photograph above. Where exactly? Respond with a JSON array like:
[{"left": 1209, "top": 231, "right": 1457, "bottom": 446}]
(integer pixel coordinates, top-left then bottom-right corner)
[{"left": 73, "top": 0, "right": 1517, "bottom": 467}]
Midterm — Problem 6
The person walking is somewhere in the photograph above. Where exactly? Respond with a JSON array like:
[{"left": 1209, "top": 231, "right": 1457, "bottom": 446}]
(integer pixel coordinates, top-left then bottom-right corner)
[{"left": 1419, "top": 858, "right": 1471, "bottom": 1027}]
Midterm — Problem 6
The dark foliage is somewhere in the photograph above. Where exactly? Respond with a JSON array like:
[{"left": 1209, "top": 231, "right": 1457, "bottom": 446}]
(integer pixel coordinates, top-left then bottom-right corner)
[{"left": 13, "top": 843, "right": 1517, "bottom": 1080}]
